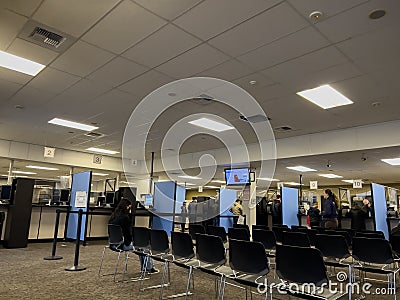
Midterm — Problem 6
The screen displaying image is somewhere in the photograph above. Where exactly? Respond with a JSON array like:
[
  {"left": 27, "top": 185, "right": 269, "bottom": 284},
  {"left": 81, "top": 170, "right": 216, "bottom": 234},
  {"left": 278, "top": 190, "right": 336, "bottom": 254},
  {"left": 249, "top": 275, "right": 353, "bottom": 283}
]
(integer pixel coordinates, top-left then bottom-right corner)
[
  {"left": 142, "top": 194, "right": 153, "bottom": 207},
  {"left": 225, "top": 168, "right": 250, "bottom": 185}
]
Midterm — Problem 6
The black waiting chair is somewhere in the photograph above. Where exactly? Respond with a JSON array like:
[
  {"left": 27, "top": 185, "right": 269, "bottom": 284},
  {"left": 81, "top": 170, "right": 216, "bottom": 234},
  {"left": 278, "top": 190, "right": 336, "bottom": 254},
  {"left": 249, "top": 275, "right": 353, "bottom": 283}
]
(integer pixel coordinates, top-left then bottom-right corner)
[
  {"left": 311, "top": 226, "right": 325, "bottom": 234},
  {"left": 139, "top": 229, "right": 172, "bottom": 292},
  {"left": 282, "top": 231, "right": 311, "bottom": 248},
  {"left": 252, "top": 224, "right": 269, "bottom": 231},
  {"left": 272, "top": 226, "right": 290, "bottom": 243},
  {"left": 315, "top": 233, "right": 352, "bottom": 280},
  {"left": 252, "top": 229, "right": 276, "bottom": 256},
  {"left": 207, "top": 225, "right": 227, "bottom": 243},
  {"left": 233, "top": 223, "right": 250, "bottom": 232},
  {"left": 160, "top": 232, "right": 198, "bottom": 299},
  {"left": 306, "top": 228, "right": 318, "bottom": 246},
  {"left": 189, "top": 224, "right": 206, "bottom": 240},
  {"left": 220, "top": 239, "right": 273, "bottom": 299},
  {"left": 352, "top": 237, "right": 399, "bottom": 296},
  {"left": 132, "top": 227, "right": 152, "bottom": 282},
  {"left": 276, "top": 244, "right": 347, "bottom": 299},
  {"left": 196, "top": 234, "right": 232, "bottom": 298},
  {"left": 228, "top": 227, "right": 250, "bottom": 241},
  {"left": 325, "top": 230, "right": 352, "bottom": 246},
  {"left": 291, "top": 225, "right": 308, "bottom": 232},
  {"left": 356, "top": 231, "right": 385, "bottom": 239},
  {"left": 98, "top": 224, "right": 130, "bottom": 282},
  {"left": 390, "top": 234, "right": 400, "bottom": 256}
]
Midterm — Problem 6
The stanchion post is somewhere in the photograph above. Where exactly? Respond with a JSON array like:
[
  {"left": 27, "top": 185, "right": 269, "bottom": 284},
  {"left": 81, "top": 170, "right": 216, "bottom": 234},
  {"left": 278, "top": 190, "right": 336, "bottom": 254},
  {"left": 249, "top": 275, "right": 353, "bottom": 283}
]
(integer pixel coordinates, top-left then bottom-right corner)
[
  {"left": 65, "top": 209, "right": 86, "bottom": 271},
  {"left": 44, "top": 209, "right": 63, "bottom": 260}
]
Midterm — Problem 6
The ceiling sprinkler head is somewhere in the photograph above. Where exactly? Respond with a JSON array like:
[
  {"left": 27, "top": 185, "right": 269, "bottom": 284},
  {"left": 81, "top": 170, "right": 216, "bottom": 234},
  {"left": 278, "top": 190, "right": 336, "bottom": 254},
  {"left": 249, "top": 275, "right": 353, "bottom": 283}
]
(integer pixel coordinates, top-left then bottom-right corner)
[{"left": 309, "top": 11, "right": 323, "bottom": 22}]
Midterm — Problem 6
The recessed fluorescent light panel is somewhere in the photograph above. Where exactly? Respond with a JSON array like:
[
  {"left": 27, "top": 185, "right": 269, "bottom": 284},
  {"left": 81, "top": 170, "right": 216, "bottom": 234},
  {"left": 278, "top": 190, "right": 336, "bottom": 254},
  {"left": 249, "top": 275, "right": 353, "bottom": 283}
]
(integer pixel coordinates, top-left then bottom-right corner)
[
  {"left": 287, "top": 166, "right": 316, "bottom": 172},
  {"left": 188, "top": 118, "right": 234, "bottom": 132},
  {"left": 342, "top": 179, "right": 364, "bottom": 184},
  {"left": 297, "top": 84, "right": 353, "bottom": 109},
  {"left": 257, "top": 177, "right": 280, "bottom": 181},
  {"left": 92, "top": 173, "right": 109, "bottom": 176},
  {"left": 381, "top": 158, "right": 400, "bottom": 166},
  {"left": 212, "top": 180, "right": 226, "bottom": 183},
  {"left": 318, "top": 174, "right": 343, "bottom": 179},
  {"left": 178, "top": 182, "right": 196, "bottom": 186},
  {"left": 26, "top": 165, "right": 59, "bottom": 171},
  {"left": 204, "top": 185, "right": 219, "bottom": 189},
  {"left": 0, "top": 50, "right": 45, "bottom": 76},
  {"left": 284, "top": 182, "right": 301, "bottom": 186},
  {"left": 48, "top": 118, "right": 98, "bottom": 131},
  {"left": 12, "top": 170, "right": 37, "bottom": 175},
  {"left": 178, "top": 175, "right": 201, "bottom": 180},
  {"left": 86, "top": 147, "right": 119, "bottom": 155}
]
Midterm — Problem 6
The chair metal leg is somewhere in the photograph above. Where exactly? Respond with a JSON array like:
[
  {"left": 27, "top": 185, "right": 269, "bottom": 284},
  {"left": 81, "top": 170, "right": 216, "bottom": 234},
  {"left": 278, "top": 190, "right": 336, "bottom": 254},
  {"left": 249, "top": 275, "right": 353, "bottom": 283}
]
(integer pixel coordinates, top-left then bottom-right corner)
[
  {"left": 185, "top": 267, "right": 193, "bottom": 299},
  {"left": 122, "top": 252, "right": 129, "bottom": 282},
  {"left": 98, "top": 246, "right": 106, "bottom": 278},
  {"left": 113, "top": 251, "right": 122, "bottom": 282}
]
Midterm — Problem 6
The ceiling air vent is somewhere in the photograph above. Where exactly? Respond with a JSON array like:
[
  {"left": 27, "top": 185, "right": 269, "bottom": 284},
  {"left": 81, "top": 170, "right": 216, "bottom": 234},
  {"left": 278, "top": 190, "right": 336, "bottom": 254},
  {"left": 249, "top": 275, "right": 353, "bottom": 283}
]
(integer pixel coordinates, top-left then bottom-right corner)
[
  {"left": 239, "top": 114, "right": 270, "bottom": 123},
  {"left": 29, "top": 27, "right": 66, "bottom": 48},
  {"left": 18, "top": 20, "right": 76, "bottom": 53},
  {"left": 85, "top": 132, "right": 103, "bottom": 138},
  {"left": 275, "top": 126, "right": 293, "bottom": 132}
]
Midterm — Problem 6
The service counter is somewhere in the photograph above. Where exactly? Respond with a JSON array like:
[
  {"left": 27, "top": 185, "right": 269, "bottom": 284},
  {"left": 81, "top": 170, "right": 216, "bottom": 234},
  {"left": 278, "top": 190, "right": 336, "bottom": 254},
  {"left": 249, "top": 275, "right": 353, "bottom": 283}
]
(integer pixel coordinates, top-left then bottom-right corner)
[{"left": 0, "top": 204, "right": 153, "bottom": 242}]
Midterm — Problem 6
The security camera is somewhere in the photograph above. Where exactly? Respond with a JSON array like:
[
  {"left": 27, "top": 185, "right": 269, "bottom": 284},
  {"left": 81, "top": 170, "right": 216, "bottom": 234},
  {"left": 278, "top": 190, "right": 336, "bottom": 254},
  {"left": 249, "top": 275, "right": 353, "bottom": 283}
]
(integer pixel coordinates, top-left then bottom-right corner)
[{"left": 327, "top": 163, "right": 332, "bottom": 168}]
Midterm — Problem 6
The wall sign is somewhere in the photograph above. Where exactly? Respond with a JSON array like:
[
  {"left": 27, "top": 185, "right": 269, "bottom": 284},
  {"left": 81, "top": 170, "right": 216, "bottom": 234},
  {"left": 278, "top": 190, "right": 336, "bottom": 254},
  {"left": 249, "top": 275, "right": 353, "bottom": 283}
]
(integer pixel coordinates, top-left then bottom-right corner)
[
  {"left": 74, "top": 191, "right": 87, "bottom": 208},
  {"left": 353, "top": 180, "right": 363, "bottom": 189},
  {"left": 93, "top": 154, "right": 102, "bottom": 164},
  {"left": 44, "top": 147, "right": 55, "bottom": 158},
  {"left": 310, "top": 181, "right": 318, "bottom": 190}
]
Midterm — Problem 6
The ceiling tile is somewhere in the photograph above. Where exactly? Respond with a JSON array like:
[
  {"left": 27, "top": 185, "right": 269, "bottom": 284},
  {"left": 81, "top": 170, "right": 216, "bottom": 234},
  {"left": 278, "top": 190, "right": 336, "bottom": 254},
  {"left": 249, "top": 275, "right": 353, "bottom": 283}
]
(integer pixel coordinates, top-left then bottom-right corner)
[
  {"left": 61, "top": 79, "right": 111, "bottom": 101},
  {"left": 7, "top": 38, "right": 59, "bottom": 65},
  {"left": 287, "top": 0, "right": 368, "bottom": 19},
  {"left": 0, "top": 9, "right": 27, "bottom": 50},
  {"left": 249, "top": 83, "right": 292, "bottom": 104},
  {"left": 87, "top": 57, "right": 148, "bottom": 88},
  {"left": 133, "top": 0, "right": 202, "bottom": 20},
  {"left": 155, "top": 43, "right": 229, "bottom": 78},
  {"left": 8, "top": 85, "right": 56, "bottom": 107},
  {"left": 51, "top": 41, "right": 115, "bottom": 77},
  {"left": 231, "top": 72, "right": 276, "bottom": 102},
  {"left": 122, "top": 24, "right": 201, "bottom": 68},
  {"left": 83, "top": 0, "right": 166, "bottom": 54},
  {"left": 0, "top": 78, "right": 23, "bottom": 100},
  {"left": 196, "top": 59, "right": 254, "bottom": 81},
  {"left": 27, "top": 67, "right": 81, "bottom": 94},
  {"left": 316, "top": 0, "right": 400, "bottom": 43},
  {"left": 173, "top": 0, "right": 281, "bottom": 40},
  {"left": 209, "top": 2, "right": 309, "bottom": 57},
  {"left": 33, "top": 0, "right": 120, "bottom": 37},
  {"left": 337, "top": 26, "right": 400, "bottom": 74},
  {"left": 262, "top": 46, "right": 349, "bottom": 89},
  {"left": 237, "top": 26, "right": 329, "bottom": 70},
  {"left": 118, "top": 70, "right": 174, "bottom": 99},
  {"left": 0, "top": 67, "right": 32, "bottom": 85},
  {"left": 2, "top": 0, "right": 42, "bottom": 17}
]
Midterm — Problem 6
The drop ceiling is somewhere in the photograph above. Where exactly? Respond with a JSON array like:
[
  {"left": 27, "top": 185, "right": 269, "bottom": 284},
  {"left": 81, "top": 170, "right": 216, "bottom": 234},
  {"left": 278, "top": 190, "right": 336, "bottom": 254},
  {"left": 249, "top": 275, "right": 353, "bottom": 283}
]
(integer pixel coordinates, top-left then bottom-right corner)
[{"left": 0, "top": 0, "right": 400, "bottom": 184}]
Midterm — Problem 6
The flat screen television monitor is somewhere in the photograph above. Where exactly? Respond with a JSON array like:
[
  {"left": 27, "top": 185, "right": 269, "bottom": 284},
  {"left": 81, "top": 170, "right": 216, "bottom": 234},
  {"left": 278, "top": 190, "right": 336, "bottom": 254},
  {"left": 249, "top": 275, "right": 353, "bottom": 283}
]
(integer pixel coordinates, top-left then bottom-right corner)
[
  {"left": 1, "top": 185, "right": 12, "bottom": 200},
  {"left": 60, "top": 189, "right": 70, "bottom": 203},
  {"left": 224, "top": 168, "right": 250, "bottom": 185},
  {"left": 97, "top": 196, "right": 105, "bottom": 206},
  {"left": 106, "top": 192, "right": 115, "bottom": 204}
]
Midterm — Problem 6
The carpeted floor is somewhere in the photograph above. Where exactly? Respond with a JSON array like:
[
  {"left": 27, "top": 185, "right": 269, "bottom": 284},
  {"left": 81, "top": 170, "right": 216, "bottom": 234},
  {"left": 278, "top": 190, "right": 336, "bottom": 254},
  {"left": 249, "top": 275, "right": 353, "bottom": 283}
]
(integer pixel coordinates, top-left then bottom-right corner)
[{"left": 0, "top": 241, "right": 397, "bottom": 299}]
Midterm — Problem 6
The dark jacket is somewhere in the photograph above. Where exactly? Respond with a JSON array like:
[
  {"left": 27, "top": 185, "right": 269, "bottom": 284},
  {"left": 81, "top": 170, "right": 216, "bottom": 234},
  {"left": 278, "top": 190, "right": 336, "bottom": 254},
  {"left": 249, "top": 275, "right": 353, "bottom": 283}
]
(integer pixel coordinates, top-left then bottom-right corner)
[
  {"left": 307, "top": 207, "right": 321, "bottom": 225},
  {"left": 349, "top": 205, "right": 368, "bottom": 231},
  {"left": 322, "top": 196, "right": 338, "bottom": 220},
  {"left": 109, "top": 213, "right": 132, "bottom": 246},
  {"left": 271, "top": 200, "right": 282, "bottom": 225}
]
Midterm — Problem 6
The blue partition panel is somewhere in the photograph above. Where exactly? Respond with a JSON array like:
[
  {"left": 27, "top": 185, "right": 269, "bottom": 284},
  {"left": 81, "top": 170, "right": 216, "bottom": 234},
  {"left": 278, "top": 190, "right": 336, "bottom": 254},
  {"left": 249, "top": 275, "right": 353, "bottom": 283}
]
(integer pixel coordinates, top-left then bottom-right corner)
[
  {"left": 219, "top": 188, "right": 237, "bottom": 232},
  {"left": 152, "top": 181, "right": 176, "bottom": 236},
  {"left": 66, "top": 171, "right": 91, "bottom": 241},
  {"left": 372, "top": 183, "right": 389, "bottom": 240},
  {"left": 282, "top": 187, "right": 299, "bottom": 228}
]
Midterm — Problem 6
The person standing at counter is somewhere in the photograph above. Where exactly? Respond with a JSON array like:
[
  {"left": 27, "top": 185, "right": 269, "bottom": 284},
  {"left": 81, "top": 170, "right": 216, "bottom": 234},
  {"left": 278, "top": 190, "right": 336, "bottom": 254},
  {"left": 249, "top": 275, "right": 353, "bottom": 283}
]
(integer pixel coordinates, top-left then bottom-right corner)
[
  {"left": 349, "top": 202, "right": 368, "bottom": 231},
  {"left": 322, "top": 189, "right": 338, "bottom": 229},
  {"left": 271, "top": 195, "right": 282, "bottom": 225}
]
